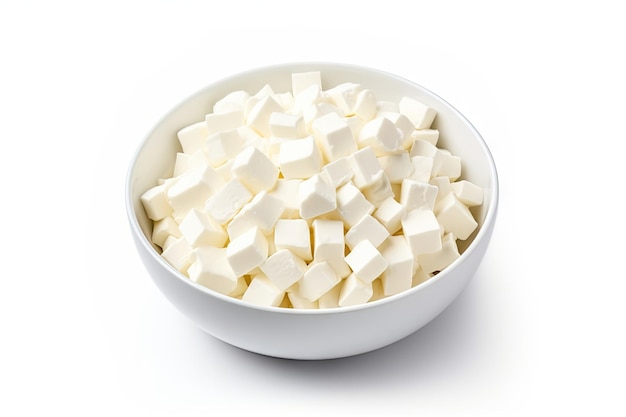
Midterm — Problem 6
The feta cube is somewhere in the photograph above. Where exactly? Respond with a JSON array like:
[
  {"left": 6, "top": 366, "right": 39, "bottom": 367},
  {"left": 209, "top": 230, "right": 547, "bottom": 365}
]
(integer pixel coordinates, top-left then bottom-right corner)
[
  {"left": 277, "top": 136, "right": 323, "bottom": 180},
  {"left": 274, "top": 219, "right": 312, "bottom": 261},
  {"left": 178, "top": 208, "right": 228, "bottom": 248},
  {"left": 231, "top": 145, "right": 279, "bottom": 194},
  {"left": 338, "top": 273, "right": 373, "bottom": 307},
  {"left": 298, "top": 261, "right": 341, "bottom": 302},
  {"left": 401, "top": 208, "right": 442, "bottom": 257},
  {"left": 188, "top": 246, "right": 241, "bottom": 295},
  {"left": 311, "top": 112, "right": 357, "bottom": 162},
  {"left": 345, "top": 240, "right": 388, "bottom": 283},
  {"left": 344, "top": 214, "right": 390, "bottom": 250},
  {"left": 241, "top": 274, "right": 284, "bottom": 307},
  {"left": 260, "top": 249, "right": 308, "bottom": 291},
  {"left": 379, "top": 236, "right": 414, "bottom": 296},
  {"left": 399, "top": 96, "right": 437, "bottom": 129},
  {"left": 299, "top": 174, "right": 337, "bottom": 219},
  {"left": 226, "top": 227, "right": 269, "bottom": 277},
  {"left": 205, "top": 178, "right": 253, "bottom": 224}
]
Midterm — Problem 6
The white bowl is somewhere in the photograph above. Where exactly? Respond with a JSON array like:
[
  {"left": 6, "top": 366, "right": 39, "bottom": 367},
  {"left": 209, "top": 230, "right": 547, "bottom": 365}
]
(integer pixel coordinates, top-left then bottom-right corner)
[{"left": 125, "top": 62, "right": 499, "bottom": 360}]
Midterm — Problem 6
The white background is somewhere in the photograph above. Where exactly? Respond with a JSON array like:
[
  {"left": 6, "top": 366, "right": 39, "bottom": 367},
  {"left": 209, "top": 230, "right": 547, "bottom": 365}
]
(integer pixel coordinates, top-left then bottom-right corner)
[{"left": 1, "top": 1, "right": 624, "bottom": 416}]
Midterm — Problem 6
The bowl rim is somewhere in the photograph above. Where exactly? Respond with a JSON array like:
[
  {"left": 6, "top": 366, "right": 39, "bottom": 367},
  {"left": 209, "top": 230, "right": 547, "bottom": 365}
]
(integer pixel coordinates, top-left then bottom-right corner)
[{"left": 125, "top": 61, "right": 499, "bottom": 316}]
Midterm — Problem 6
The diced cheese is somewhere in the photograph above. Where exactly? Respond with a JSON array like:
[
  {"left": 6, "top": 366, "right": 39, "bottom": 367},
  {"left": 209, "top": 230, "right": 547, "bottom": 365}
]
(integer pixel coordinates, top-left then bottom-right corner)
[
  {"left": 299, "top": 174, "right": 337, "bottom": 219},
  {"left": 298, "top": 261, "right": 341, "bottom": 302},
  {"left": 344, "top": 240, "right": 388, "bottom": 284},
  {"left": 338, "top": 273, "right": 373, "bottom": 307},
  {"left": 401, "top": 208, "right": 442, "bottom": 257},
  {"left": 379, "top": 236, "right": 414, "bottom": 296},
  {"left": 226, "top": 227, "right": 269, "bottom": 277},
  {"left": 231, "top": 145, "right": 279, "bottom": 194},
  {"left": 260, "top": 249, "right": 307, "bottom": 291},
  {"left": 274, "top": 219, "right": 312, "bottom": 261},
  {"left": 188, "top": 246, "right": 240, "bottom": 295},
  {"left": 277, "top": 136, "right": 323, "bottom": 179}
]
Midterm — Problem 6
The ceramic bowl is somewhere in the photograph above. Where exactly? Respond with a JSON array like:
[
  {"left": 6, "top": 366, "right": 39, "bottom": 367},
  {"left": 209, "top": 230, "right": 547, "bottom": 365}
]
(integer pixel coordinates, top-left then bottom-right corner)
[{"left": 125, "top": 62, "right": 499, "bottom": 360}]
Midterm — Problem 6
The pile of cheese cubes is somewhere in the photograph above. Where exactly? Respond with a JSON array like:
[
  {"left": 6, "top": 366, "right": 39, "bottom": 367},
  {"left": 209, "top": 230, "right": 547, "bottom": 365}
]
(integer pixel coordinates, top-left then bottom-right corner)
[{"left": 140, "top": 71, "right": 483, "bottom": 309}]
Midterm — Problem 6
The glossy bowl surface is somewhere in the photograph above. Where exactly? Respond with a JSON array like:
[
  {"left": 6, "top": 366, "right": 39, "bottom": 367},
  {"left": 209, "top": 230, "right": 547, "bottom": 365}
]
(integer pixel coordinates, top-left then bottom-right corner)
[{"left": 126, "top": 62, "right": 499, "bottom": 360}]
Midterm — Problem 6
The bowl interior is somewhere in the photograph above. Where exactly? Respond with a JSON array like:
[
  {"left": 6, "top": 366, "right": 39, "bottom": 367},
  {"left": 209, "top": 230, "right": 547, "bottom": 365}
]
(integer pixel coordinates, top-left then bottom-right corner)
[{"left": 127, "top": 62, "right": 497, "bottom": 288}]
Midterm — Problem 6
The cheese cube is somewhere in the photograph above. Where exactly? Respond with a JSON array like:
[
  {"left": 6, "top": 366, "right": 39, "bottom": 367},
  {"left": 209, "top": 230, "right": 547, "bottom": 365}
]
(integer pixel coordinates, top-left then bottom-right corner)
[
  {"left": 345, "top": 240, "right": 388, "bottom": 283},
  {"left": 370, "top": 278, "right": 385, "bottom": 302},
  {"left": 298, "top": 261, "right": 341, "bottom": 302},
  {"left": 299, "top": 174, "right": 337, "bottom": 219},
  {"left": 287, "top": 291, "right": 319, "bottom": 309},
  {"left": 311, "top": 112, "right": 357, "bottom": 162},
  {"left": 161, "top": 236, "right": 193, "bottom": 274},
  {"left": 173, "top": 151, "right": 207, "bottom": 177},
  {"left": 205, "top": 178, "right": 252, "bottom": 224},
  {"left": 141, "top": 183, "right": 172, "bottom": 221},
  {"left": 326, "top": 82, "right": 363, "bottom": 115},
  {"left": 292, "top": 84, "right": 325, "bottom": 114},
  {"left": 353, "top": 89, "right": 378, "bottom": 122},
  {"left": 204, "top": 128, "right": 245, "bottom": 168},
  {"left": 338, "top": 273, "right": 373, "bottom": 307},
  {"left": 227, "top": 191, "right": 284, "bottom": 239},
  {"left": 407, "top": 155, "right": 434, "bottom": 182},
  {"left": 274, "top": 219, "right": 312, "bottom": 261},
  {"left": 434, "top": 193, "right": 478, "bottom": 240},
  {"left": 273, "top": 92, "right": 294, "bottom": 112},
  {"left": 409, "top": 129, "right": 439, "bottom": 146},
  {"left": 178, "top": 208, "right": 228, "bottom": 248},
  {"left": 379, "top": 236, "right": 414, "bottom": 296},
  {"left": 380, "top": 112, "right": 415, "bottom": 148},
  {"left": 232, "top": 145, "right": 279, "bottom": 194},
  {"left": 151, "top": 216, "right": 181, "bottom": 248},
  {"left": 345, "top": 115, "right": 364, "bottom": 139},
  {"left": 451, "top": 180, "right": 483, "bottom": 207},
  {"left": 303, "top": 102, "right": 343, "bottom": 131},
  {"left": 205, "top": 109, "right": 244, "bottom": 134},
  {"left": 166, "top": 165, "right": 225, "bottom": 220},
  {"left": 401, "top": 208, "right": 442, "bottom": 257},
  {"left": 335, "top": 182, "right": 375, "bottom": 227},
  {"left": 246, "top": 96, "right": 283, "bottom": 137},
  {"left": 348, "top": 146, "right": 382, "bottom": 189},
  {"left": 430, "top": 176, "right": 452, "bottom": 202},
  {"left": 361, "top": 169, "right": 394, "bottom": 207},
  {"left": 215, "top": 158, "right": 234, "bottom": 181},
  {"left": 400, "top": 179, "right": 438, "bottom": 212},
  {"left": 321, "top": 156, "right": 353, "bottom": 188},
  {"left": 318, "top": 281, "right": 342, "bottom": 309},
  {"left": 269, "top": 179, "right": 302, "bottom": 219},
  {"left": 358, "top": 117, "right": 402, "bottom": 155},
  {"left": 345, "top": 214, "right": 390, "bottom": 250},
  {"left": 312, "top": 219, "right": 350, "bottom": 278},
  {"left": 213, "top": 90, "right": 250, "bottom": 114},
  {"left": 373, "top": 197, "right": 406, "bottom": 235},
  {"left": 241, "top": 274, "right": 284, "bottom": 307},
  {"left": 177, "top": 121, "right": 209, "bottom": 154},
  {"left": 269, "top": 112, "right": 306, "bottom": 139},
  {"left": 226, "top": 227, "right": 269, "bottom": 277},
  {"left": 377, "top": 151, "right": 414, "bottom": 184},
  {"left": 399, "top": 96, "right": 437, "bottom": 129},
  {"left": 260, "top": 249, "right": 307, "bottom": 291},
  {"left": 418, "top": 233, "right": 460, "bottom": 274},
  {"left": 188, "top": 246, "right": 240, "bottom": 295},
  {"left": 438, "top": 152, "right": 462, "bottom": 180},
  {"left": 376, "top": 100, "right": 399, "bottom": 114},
  {"left": 412, "top": 267, "right": 431, "bottom": 287},
  {"left": 277, "top": 136, "right": 323, "bottom": 179},
  {"left": 410, "top": 139, "right": 446, "bottom": 175},
  {"left": 291, "top": 71, "right": 322, "bottom": 96}
]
